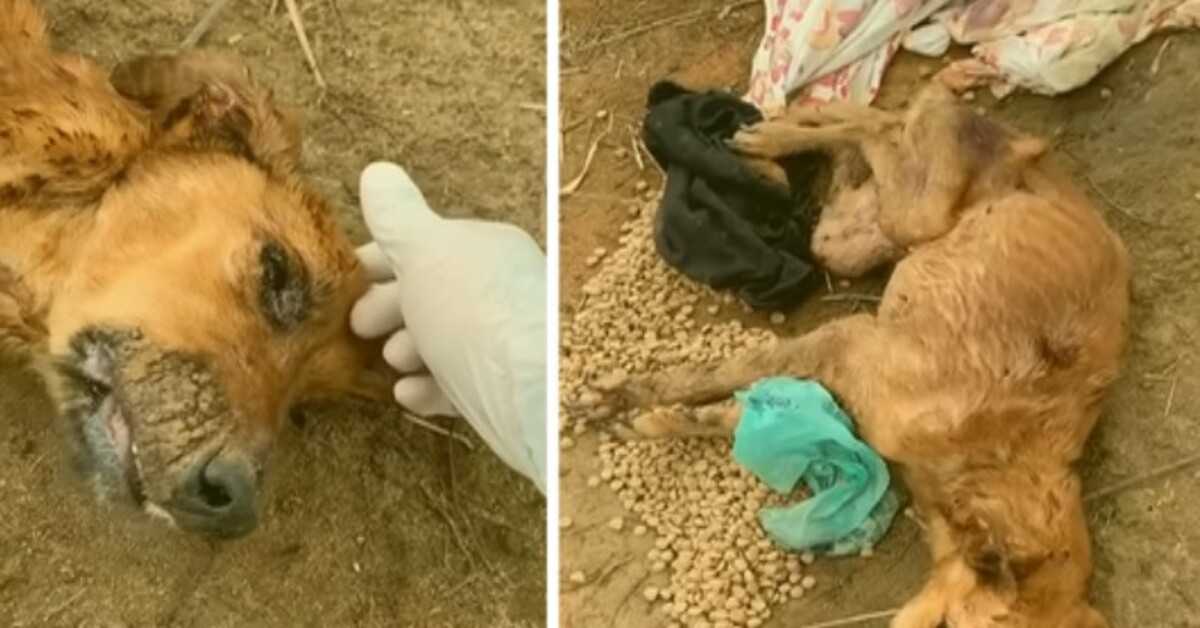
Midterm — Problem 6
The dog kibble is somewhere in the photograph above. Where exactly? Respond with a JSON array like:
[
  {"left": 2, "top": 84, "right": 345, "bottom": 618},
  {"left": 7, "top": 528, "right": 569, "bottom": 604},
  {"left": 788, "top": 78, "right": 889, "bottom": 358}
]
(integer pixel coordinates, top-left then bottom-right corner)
[{"left": 560, "top": 199, "right": 811, "bottom": 625}]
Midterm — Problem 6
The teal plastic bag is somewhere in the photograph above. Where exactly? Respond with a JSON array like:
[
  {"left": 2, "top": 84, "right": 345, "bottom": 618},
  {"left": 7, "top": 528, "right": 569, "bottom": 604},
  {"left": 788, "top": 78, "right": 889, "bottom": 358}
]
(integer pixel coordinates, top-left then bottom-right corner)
[{"left": 732, "top": 377, "right": 899, "bottom": 556}]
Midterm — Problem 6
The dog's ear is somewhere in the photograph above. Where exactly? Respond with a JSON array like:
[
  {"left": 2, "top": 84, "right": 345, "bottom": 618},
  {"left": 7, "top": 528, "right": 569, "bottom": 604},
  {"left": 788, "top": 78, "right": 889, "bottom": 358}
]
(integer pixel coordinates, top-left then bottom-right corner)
[{"left": 111, "top": 52, "right": 302, "bottom": 177}]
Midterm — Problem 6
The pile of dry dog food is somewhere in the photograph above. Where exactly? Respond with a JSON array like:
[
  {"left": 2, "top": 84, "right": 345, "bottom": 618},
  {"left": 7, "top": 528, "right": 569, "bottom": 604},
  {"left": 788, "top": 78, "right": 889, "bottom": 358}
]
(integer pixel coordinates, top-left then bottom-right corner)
[{"left": 561, "top": 198, "right": 818, "bottom": 627}]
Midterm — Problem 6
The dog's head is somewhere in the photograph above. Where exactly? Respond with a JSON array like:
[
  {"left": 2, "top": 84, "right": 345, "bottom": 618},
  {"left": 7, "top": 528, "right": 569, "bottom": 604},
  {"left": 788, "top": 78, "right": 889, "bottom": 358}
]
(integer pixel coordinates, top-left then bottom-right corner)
[
  {"left": 895, "top": 477, "right": 1106, "bottom": 628},
  {"left": 810, "top": 182, "right": 902, "bottom": 278},
  {"left": 32, "top": 52, "right": 389, "bottom": 539},
  {"left": 809, "top": 150, "right": 902, "bottom": 278}
]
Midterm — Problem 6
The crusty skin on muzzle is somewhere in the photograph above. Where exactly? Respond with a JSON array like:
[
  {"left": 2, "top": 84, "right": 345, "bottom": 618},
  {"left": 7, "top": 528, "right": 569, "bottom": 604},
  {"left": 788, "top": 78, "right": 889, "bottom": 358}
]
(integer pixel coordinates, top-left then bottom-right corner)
[{"left": 0, "top": 0, "right": 391, "bottom": 538}]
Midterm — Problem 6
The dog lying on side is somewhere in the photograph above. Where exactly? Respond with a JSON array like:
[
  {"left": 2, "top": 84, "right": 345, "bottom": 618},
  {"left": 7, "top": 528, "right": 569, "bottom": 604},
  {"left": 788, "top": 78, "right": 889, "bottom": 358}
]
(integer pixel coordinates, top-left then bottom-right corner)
[
  {"left": 1, "top": 0, "right": 389, "bottom": 538},
  {"left": 595, "top": 83, "right": 1129, "bottom": 628}
]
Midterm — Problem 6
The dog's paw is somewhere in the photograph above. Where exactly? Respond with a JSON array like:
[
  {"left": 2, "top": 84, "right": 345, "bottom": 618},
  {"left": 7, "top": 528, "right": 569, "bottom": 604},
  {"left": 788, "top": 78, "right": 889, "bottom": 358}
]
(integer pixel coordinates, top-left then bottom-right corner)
[
  {"left": 727, "top": 122, "right": 792, "bottom": 158},
  {"left": 612, "top": 403, "right": 739, "bottom": 440},
  {"left": 587, "top": 369, "right": 651, "bottom": 412},
  {"left": 592, "top": 407, "right": 681, "bottom": 441}
]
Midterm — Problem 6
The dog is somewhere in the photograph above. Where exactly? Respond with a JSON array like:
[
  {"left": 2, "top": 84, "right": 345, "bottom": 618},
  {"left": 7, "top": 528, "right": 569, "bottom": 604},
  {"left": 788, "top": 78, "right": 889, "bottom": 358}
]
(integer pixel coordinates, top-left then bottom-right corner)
[
  {"left": 1, "top": 0, "right": 390, "bottom": 538},
  {"left": 593, "top": 83, "right": 1129, "bottom": 628}
]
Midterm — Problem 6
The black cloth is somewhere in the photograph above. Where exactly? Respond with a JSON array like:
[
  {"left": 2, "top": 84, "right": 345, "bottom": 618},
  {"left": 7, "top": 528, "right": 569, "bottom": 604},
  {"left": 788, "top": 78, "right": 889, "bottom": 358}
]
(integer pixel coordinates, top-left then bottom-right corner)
[{"left": 642, "top": 81, "right": 826, "bottom": 310}]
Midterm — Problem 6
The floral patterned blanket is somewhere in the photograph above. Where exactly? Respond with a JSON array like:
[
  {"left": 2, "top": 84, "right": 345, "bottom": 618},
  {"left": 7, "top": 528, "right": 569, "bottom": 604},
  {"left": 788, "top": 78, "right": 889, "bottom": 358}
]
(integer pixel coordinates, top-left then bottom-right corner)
[{"left": 745, "top": 0, "right": 1200, "bottom": 112}]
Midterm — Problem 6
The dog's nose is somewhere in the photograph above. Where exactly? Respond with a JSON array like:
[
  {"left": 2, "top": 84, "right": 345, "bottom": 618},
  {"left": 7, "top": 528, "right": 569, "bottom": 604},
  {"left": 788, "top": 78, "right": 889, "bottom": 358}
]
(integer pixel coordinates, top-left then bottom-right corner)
[{"left": 171, "top": 454, "right": 259, "bottom": 538}]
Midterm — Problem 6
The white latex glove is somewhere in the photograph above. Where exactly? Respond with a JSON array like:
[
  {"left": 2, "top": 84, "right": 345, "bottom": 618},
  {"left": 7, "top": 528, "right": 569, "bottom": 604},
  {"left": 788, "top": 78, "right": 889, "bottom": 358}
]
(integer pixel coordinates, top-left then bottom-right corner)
[{"left": 350, "top": 162, "right": 547, "bottom": 495}]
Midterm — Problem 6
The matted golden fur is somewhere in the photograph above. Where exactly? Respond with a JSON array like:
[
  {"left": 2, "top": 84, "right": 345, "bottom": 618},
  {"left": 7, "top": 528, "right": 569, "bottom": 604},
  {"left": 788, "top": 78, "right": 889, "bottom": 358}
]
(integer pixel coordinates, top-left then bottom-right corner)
[
  {"left": 595, "top": 84, "right": 1130, "bottom": 627},
  {"left": 1, "top": 0, "right": 389, "bottom": 537}
]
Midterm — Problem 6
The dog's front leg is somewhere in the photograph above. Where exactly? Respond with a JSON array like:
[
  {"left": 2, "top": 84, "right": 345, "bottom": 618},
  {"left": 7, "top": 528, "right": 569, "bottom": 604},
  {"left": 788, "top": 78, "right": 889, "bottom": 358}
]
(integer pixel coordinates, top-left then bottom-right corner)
[
  {"left": 593, "top": 314, "right": 876, "bottom": 415},
  {"left": 619, "top": 398, "right": 742, "bottom": 440}
]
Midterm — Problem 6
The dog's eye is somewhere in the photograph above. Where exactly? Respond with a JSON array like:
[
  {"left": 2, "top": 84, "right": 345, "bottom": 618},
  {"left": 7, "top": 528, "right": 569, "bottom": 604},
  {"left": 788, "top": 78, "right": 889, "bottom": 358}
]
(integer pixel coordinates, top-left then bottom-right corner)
[{"left": 258, "top": 240, "right": 311, "bottom": 331}]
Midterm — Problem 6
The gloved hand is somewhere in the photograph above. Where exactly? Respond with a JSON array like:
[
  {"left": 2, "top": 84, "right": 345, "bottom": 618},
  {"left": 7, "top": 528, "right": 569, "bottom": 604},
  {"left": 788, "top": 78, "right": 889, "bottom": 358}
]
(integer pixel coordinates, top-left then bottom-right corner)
[{"left": 350, "top": 161, "right": 547, "bottom": 495}]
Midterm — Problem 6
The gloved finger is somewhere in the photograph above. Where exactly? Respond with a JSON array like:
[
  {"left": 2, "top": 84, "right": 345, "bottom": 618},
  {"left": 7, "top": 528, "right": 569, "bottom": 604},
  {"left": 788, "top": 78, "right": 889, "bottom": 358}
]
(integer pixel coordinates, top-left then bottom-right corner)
[
  {"left": 394, "top": 375, "right": 459, "bottom": 418},
  {"left": 349, "top": 281, "right": 405, "bottom": 339},
  {"left": 355, "top": 242, "right": 395, "bottom": 282},
  {"left": 382, "top": 329, "right": 424, "bottom": 374},
  {"left": 359, "top": 161, "right": 439, "bottom": 271}
]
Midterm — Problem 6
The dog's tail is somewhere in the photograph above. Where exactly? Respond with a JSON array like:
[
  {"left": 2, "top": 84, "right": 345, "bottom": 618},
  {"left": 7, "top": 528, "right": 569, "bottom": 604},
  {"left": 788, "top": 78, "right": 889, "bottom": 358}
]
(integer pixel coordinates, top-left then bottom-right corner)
[{"left": 0, "top": 0, "right": 47, "bottom": 43}]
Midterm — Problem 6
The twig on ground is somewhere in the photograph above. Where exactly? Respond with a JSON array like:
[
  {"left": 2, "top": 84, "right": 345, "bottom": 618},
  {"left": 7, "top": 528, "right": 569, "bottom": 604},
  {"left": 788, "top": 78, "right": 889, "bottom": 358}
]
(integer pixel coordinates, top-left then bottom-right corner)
[
  {"left": 796, "top": 609, "right": 900, "bottom": 628},
  {"left": 611, "top": 571, "right": 652, "bottom": 628},
  {"left": 283, "top": 0, "right": 327, "bottom": 89},
  {"left": 577, "top": 0, "right": 758, "bottom": 52},
  {"left": 1164, "top": 371, "right": 1179, "bottom": 419},
  {"left": 562, "top": 115, "right": 589, "bottom": 136},
  {"left": 442, "top": 573, "right": 479, "bottom": 598},
  {"left": 1085, "top": 451, "right": 1200, "bottom": 502},
  {"left": 562, "top": 557, "right": 632, "bottom": 593},
  {"left": 1084, "top": 174, "right": 1163, "bottom": 227},
  {"left": 519, "top": 102, "right": 547, "bottom": 113},
  {"left": 180, "top": 0, "right": 233, "bottom": 49},
  {"left": 447, "top": 422, "right": 459, "bottom": 497},
  {"left": 562, "top": 114, "right": 613, "bottom": 197},
  {"left": 42, "top": 589, "right": 85, "bottom": 622},
  {"left": 822, "top": 293, "right": 882, "bottom": 303},
  {"left": 1150, "top": 37, "right": 1172, "bottom": 76},
  {"left": 630, "top": 131, "right": 645, "bottom": 171},
  {"left": 636, "top": 136, "right": 665, "bottom": 179},
  {"left": 400, "top": 411, "right": 476, "bottom": 451},
  {"left": 416, "top": 482, "right": 480, "bottom": 572}
]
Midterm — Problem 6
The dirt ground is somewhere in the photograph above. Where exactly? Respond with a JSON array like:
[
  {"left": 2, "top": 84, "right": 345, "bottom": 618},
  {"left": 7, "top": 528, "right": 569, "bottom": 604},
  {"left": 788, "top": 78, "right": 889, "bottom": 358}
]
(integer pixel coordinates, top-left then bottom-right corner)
[
  {"left": 559, "top": 2, "right": 1200, "bottom": 627},
  {"left": 0, "top": 1, "right": 546, "bottom": 626}
]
